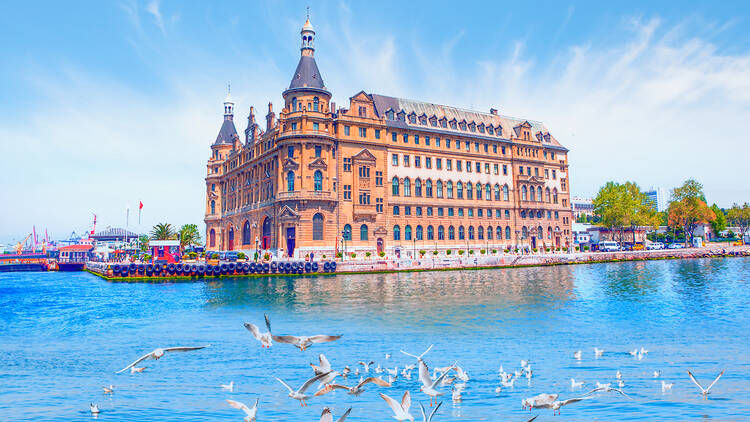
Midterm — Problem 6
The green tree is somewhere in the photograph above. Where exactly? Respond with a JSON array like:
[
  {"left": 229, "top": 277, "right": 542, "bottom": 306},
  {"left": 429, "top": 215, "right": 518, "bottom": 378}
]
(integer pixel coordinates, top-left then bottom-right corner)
[
  {"left": 138, "top": 235, "right": 149, "bottom": 252},
  {"left": 593, "top": 181, "right": 656, "bottom": 245},
  {"left": 709, "top": 204, "right": 727, "bottom": 236},
  {"left": 150, "top": 223, "right": 176, "bottom": 240},
  {"left": 178, "top": 224, "right": 202, "bottom": 250},
  {"left": 667, "top": 179, "right": 715, "bottom": 246},
  {"left": 727, "top": 203, "right": 750, "bottom": 244},
  {"left": 593, "top": 182, "right": 628, "bottom": 245}
]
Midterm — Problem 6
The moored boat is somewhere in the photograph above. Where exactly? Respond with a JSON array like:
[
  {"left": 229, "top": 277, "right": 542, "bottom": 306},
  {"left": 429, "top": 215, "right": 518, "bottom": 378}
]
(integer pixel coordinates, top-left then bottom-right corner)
[{"left": 0, "top": 253, "right": 49, "bottom": 272}]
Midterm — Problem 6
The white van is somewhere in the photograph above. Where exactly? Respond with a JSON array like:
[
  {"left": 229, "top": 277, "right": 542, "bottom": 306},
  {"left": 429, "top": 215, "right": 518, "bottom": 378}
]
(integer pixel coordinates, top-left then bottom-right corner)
[{"left": 598, "top": 241, "right": 621, "bottom": 252}]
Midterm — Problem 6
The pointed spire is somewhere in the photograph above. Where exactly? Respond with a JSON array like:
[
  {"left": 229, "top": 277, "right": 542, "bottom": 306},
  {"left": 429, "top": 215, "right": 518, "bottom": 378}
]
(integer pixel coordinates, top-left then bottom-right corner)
[
  {"left": 300, "top": 10, "right": 315, "bottom": 56},
  {"left": 223, "top": 83, "right": 234, "bottom": 119}
]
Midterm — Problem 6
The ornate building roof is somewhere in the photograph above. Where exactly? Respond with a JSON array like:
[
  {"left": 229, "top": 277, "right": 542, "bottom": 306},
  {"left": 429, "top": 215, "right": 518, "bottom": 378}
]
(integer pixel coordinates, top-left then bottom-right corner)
[
  {"left": 214, "top": 118, "right": 238, "bottom": 145},
  {"left": 288, "top": 56, "right": 325, "bottom": 90}
]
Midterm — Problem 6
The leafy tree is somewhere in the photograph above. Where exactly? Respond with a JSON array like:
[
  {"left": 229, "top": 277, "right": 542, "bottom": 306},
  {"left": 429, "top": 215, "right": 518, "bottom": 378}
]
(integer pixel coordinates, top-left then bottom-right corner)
[
  {"left": 178, "top": 224, "right": 202, "bottom": 250},
  {"left": 727, "top": 203, "right": 750, "bottom": 244},
  {"left": 593, "top": 181, "right": 657, "bottom": 245},
  {"left": 667, "top": 179, "right": 715, "bottom": 246},
  {"left": 593, "top": 182, "right": 628, "bottom": 244},
  {"left": 138, "top": 235, "right": 149, "bottom": 252},
  {"left": 150, "top": 223, "right": 176, "bottom": 240},
  {"left": 709, "top": 204, "right": 727, "bottom": 236}
]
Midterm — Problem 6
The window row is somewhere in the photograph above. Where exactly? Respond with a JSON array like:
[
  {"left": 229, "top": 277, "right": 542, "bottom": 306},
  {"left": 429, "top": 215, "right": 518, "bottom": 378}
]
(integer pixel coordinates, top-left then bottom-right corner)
[
  {"left": 519, "top": 185, "right": 559, "bottom": 204},
  {"left": 392, "top": 224, "right": 514, "bottom": 241},
  {"left": 384, "top": 109, "right": 504, "bottom": 138},
  {"left": 392, "top": 178, "right": 511, "bottom": 201},
  {"left": 286, "top": 170, "right": 324, "bottom": 192},
  {"left": 393, "top": 205, "right": 512, "bottom": 219},
  {"left": 391, "top": 153, "right": 509, "bottom": 175}
]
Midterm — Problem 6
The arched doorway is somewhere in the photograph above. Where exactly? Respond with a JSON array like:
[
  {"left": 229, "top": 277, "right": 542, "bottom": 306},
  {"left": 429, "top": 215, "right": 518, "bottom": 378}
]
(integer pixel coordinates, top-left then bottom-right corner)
[
  {"left": 262, "top": 217, "right": 271, "bottom": 249},
  {"left": 227, "top": 226, "right": 234, "bottom": 251},
  {"left": 286, "top": 226, "right": 296, "bottom": 258},
  {"left": 377, "top": 238, "right": 384, "bottom": 255}
]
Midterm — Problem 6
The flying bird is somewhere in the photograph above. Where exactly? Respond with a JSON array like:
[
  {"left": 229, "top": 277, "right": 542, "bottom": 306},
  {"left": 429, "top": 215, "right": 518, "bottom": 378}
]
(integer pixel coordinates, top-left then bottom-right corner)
[
  {"left": 687, "top": 370, "right": 724, "bottom": 399},
  {"left": 571, "top": 379, "right": 584, "bottom": 389},
  {"left": 227, "top": 398, "right": 258, "bottom": 422},
  {"left": 359, "top": 361, "right": 375, "bottom": 373},
  {"left": 265, "top": 315, "right": 341, "bottom": 351},
  {"left": 244, "top": 314, "right": 273, "bottom": 348},
  {"left": 320, "top": 406, "right": 352, "bottom": 422},
  {"left": 276, "top": 372, "right": 331, "bottom": 406},
  {"left": 315, "top": 377, "right": 391, "bottom": 397},
  {"left": 116, "top": 345, "right": 210, "bottom": 373},
  {"left": 381, "top": 391, "right": 414, "bottom": 422},
  {"left": 419, "top": 401, "right": 442, "bottom": 422}
]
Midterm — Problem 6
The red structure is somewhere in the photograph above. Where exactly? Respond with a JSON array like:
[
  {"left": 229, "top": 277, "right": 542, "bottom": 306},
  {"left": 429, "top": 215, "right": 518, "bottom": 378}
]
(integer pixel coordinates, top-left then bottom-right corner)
[{"left": 149, "top": 240, "right": 181, "bottom": 264}]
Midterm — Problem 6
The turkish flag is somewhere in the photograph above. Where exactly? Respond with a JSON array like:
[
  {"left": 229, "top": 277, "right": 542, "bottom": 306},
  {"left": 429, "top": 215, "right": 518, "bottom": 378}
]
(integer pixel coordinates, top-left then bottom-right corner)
[{"left": 139, "top": 201, "right": 143, "bottom": 209}]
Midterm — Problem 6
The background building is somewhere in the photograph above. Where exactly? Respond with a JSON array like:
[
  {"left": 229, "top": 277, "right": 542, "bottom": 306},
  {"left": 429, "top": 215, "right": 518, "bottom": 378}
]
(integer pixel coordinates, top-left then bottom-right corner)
[
  {"left": 204, "top": 18, "right": 573, "bottom": 258},
  {"left": 644, "top": 186, "right": 668, "bottom": 212},
  {"left": 571, "top": 197, "right": 594, "bottom": 219}
]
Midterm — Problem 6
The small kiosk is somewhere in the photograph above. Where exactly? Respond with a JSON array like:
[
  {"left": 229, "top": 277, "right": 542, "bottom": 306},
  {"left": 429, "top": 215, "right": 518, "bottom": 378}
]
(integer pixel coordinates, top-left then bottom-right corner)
[{"left": 149, "top": 240, "right": 181, "bottom": 264}]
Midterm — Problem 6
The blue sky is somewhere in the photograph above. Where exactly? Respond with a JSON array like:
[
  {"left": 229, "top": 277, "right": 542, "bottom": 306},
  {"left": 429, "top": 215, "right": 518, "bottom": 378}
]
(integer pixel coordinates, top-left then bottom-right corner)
[{"left": 1, "top": 1, "right": 749, "bottom": 244}]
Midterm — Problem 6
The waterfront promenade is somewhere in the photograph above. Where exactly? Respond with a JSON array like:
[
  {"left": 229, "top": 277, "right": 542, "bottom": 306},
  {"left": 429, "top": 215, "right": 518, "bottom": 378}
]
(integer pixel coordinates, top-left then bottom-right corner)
[{"left": 85, "top": 244, "right": 750, "bottom": 281}]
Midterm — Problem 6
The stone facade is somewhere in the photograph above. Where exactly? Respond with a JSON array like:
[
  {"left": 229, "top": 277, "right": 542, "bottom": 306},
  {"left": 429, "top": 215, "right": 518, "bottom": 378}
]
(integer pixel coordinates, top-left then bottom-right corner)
[{"left": 204, "top": 18, "right": 573, "bottom": 258}]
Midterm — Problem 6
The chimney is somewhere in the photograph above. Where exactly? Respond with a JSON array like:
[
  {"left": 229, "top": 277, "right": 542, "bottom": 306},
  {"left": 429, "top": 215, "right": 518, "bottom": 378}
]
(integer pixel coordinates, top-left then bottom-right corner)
[
  {"left": 266, "top": 102, "right": 275, "bottom": 130},
  {"left": 490, "top": 108, "right": 498, "bottom": 115}
]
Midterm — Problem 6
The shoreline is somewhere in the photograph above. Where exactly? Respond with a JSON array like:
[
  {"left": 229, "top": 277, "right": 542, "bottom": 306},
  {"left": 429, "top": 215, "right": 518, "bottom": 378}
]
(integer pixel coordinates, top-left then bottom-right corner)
[{"left": 84, "top": 245, "right": 750, "bottom": 282}]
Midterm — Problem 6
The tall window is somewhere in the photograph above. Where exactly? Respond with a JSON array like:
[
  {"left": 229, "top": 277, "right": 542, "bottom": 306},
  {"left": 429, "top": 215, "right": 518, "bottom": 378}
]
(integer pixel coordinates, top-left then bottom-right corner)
[
  {"left": 403, "top": 177, "right": 411, "bottom": 196},
  {"left": 468, "top": 226, "right": 475, "bottom": 240},
  {"left": 415, "top": 178, "right": 422, "bottom": 196},
  {"left": 449, "top": 225, "right": 455, "bottom": 240},
  {"left": 314, "top": 170, "right": 323, "bottom": 191},
  {"left": 393, "top": 225, "right": 401, "bottom": 241},
  {"left": 522, "top": 185, "right": 528, "bottom": 201},
  {"left": 292, "top": 97, "right": 297, "bottom": 112},
  {"left": 426, "top": 180, "right": 433, "bottom": 197},
  {"left": 343, "top": 224, "right": 352, "bottom": 240},
  {"left": 313, "top": 96, "right": 319, "bottom": 112},
  {"left": 405, "top": 225, "right": 412, "bottom": 241},
  {"left": 427, "top": 225, "right": 434, "bottom": 240},
  {"left": 486, "top": 184, "right": 491, "bottom": 200},
  {"left": 503, "top": 185, "right": 509, "bottom": 201},
  {"left": 287, "top": 171, "right": 295, "bottom": 191},
  {"left": 446, "top": 181, "right": 453, "bottom": 199},
  {"left": 210, "top": 200, "right": 216, "bottom": 214},
  {"left": 315, "top": 145, "right": 322, "bottom": 157},
  {"left": 476, "top": 184, "right": 482, "bottom": 200},
  {"left": 497, "top": 226, "right": 503, "bottom": 240},
  {"left": 487, "top": 226, "right": 492, "bottom": 240},
  {"left": 545, "top": 187, "right": 551, "bottom": 203},
  {"left": 457, "top": 182, "right": 463, "bottom": 199},
  {"left": 438, "top": 225, "right": 445, "bottom": 240},
  {"left": 530, "top": 186, "right": 536, "bottom": 201},
  {"left": 505, "top": 226, "right": 511, "bottom": 240},
  {"left": 392, "top": 177, "right": 400, "bottom": 195},
  {"left": 436, "top": 180, "right": 443, "bottom": 198},
  {"left": 458, "top": 226, "right": 465, "bottom": 240},
  {"left": 360, "top": 224, "right": 368, "bottom": 241},
  {"left": 242, "top": 221, "right": 251, "bottom": 245},
  {"left": 494, "top": 184, "right": 500, "bottom": 200},
  {"left": 467, "top": 182, "right": 473, "bottom": 200},
  {"left": 313, "top": 213, "right": 324, "bottom": 240},
  {"left": 416, "top": 225, "right": 423, "bottom": 240},
  {"left": 209, "top": 229, "right": 216, "bottom": 247},
  {"left": 538, "top": 187, "right": 543, "bottom": 202}
]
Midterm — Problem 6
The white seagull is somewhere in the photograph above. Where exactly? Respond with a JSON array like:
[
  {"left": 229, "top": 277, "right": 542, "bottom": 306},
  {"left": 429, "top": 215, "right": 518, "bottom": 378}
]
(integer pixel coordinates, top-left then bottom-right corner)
[
  {"left": 221, "top": 381, "right": 234, "bottom": 392},
  {"left": 419, "top": 401, "right": 442, "bottom": 422},
  {"left": 687, "top": 370, "right": 724, "bottom": 399},
  {"left": 244, "top": 314, "right": 273, "bottom": 348},
  {"left": 102, "top": 385, "right": 114, "bottom": 394},
  {"left": 90, "top": 403, "right": 100, "bottom": 415},
  {"left": 454, "top": 365, "right": 470, "bottom": 382},
  {"left": 359, "top": 361, "right": 375, "bottom": 373},
  {"left": 320, "top": 406, "right": 352, "bottom": 422},
  {"left": 315, "top": 376, "right": 391, "bottom": 397},
  {"left": 574, "top": 350, "right": 582, "bottom": 360},
  {"left": 571, "top": 379, "right": 584, "bottom": 389},
  {"left": 276, "top": 372, "right": 330, "bottom": 406},
  {"left": 116, "top": 345, "right": 210, "bottom": 373},
  {"left": 311, "top": 354, "right": 333, "bottom": 375},
  {"left": 266, "top": 316, "right": 341, "bottom": 351},
  {"left": 227, "top": 398, "right": 258, "bottom": 422},
  {"left": 381, "top": 391, "right": 414, "bottom": 422},
  {"left": 594, "top": 347, "right": 604, "bottom": 358},
  {"left": 661, "top": 381, "right": 673, "bottom": 391}
]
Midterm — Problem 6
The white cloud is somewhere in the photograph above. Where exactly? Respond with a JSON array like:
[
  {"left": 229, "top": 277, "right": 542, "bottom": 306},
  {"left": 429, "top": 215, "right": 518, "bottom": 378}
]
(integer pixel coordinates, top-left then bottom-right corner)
[{"left": 146, "top": 0, "right": 165, "bottom": 34}]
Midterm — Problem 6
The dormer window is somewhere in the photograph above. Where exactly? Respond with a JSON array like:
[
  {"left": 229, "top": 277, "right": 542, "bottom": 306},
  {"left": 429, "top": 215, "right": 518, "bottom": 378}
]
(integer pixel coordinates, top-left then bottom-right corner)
[
  {"left": 440, "top": 118, "right": 448, "bottom": 128},
  {"left": 397, "top": 110, "right": 406, "bottom": 121},
  {"left": 386, "top": 109, "right": 394, "bottom": 120},
  {"left": 430, "top": 116, "right": 437, "bottom": 126},
  {"left": 450, "top": 120, "right": 457, "bottom": 129},
  {"left": 478, "top": 123, "right": 485, "bottom": 133},
  {"left": 358, "top": 106, "right": 367, "bottom": 117},
  {"left": 487, "top": 126, "right": 494, "bottom": 135},
  {"left": 408, "top": 113, "right": 417, "bottom": 124},
  {"left": 469, "top": 122, "right": 476, "bottom": 132},
  {"left": 419, "top": 115, "right": 427, "bottom": 125}
]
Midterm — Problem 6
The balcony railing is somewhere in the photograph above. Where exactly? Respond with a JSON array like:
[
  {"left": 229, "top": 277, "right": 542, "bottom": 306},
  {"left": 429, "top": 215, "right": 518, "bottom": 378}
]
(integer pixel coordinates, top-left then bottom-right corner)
[{"left": 277, "top": 190, "right": 334, "bottom": 201}]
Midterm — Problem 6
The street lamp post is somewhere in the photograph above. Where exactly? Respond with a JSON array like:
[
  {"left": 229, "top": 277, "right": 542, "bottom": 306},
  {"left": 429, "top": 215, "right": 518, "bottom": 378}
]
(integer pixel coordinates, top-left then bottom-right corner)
[
  {"left": 254, "top": 235, "right": 259, "bottom": 262},
  {"left": 340, "top": 232, "right": 346, "bottom": 261}
]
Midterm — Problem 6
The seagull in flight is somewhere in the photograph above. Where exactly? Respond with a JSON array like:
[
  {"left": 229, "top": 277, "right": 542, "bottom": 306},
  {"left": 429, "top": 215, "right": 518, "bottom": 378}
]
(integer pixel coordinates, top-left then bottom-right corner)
[
  {"left": 276, "top": 372, "right": 331, "bottom": 406},
  {"left": 381, "top": 391, "right": 414, "bottom": 422},
  {"left": 315, "top": 376, "right": 391, "bottom": 397},
  {"left": 687, "top": 370, "right": 724, "bottom": 399},
  {"left": 419, "top": 401, "right": 442, "bottom": 422},
  {"left": 359, "top": 361, "right": 375, "bottom": 373},
  {"left": 266, "top": 315, "right": 342, "bottom": 351},
  {"left": 320, "top": 406, "right": 352, "bottom": 422},
  {"left": 116, "top": 345, "right": 210, "bottom": 373},
  {"left": 227, "top": 398, "right": 258, "bottom": 422},
  {"left": 244, "top": 314, "right": 273, "bottom": 348}
]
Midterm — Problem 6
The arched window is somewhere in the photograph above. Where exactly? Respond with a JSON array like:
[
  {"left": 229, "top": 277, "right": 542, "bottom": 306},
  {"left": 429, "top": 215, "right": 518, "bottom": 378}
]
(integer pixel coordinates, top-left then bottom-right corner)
[
  {"left": 403, "top": 177, "right": 411, "bottom": 196},
  {"left": 313, "top": 213, "right": 324, "bottom": 240},
  {"left": 537, "top": 187, "right": 543, "bottom": 202},
  {"left": 448, "top": 225, "right": 455, "bottom": 240},
  {"left": 522, "top": 226, "right": 528, "bottom": 239},
  {"left": 313, "top": 96, "right": 319, "bottom": 112},
  {"left": 392, "top": 177, "right": 400, "bottom": 196},
  {"left": 416, "top": 225, "right": 423, "bottom": 240},
  {"left": 553, "top": 188, "right": 558, "bottom": 204},
  {"left": 456, "top": 182, "right": 463, "bottom": 199},
  {"left": 486, "top": 184, "right": 491, "bottom": 200},
  {"left": 494, "top": 184, "right": 500, "bottom": 200},
  {"left": 530, "top": 186, "right": 536, "bottom": 201},
  {"left": 405, "top": 225, "right": 412, "bottom": 241},
  {"left": 505, "top": 226, "right": 511, "bottom": 240},
  {"left": 393, "top": 225, "right": 401, "bottom": 240},
  {"left": 469, "top": 226, "right": 475, "bottom": 240},
  {"left": 425, "top": 179, "right": 433, "bottom": 197},
  {"left": 415, "top": 178, "right": 422, "bottom": 196},
  {"left": 436, "top": 180, "right": 443, "bottom": 198},
  {"left": 427, "top": 225, "right": 434, "bottom": 240},
  {"left": 446, "top": 181, "right": 453, "bottom": 199},
  {"left": 487, "top": 226, "right": 493, "bottom": 240},
  {"left": 478, "top": 226, "right": 484, "bottom": 240},
  {"left": 242, "top": 221, "right": 251, "bottom": 245},
  {"left": 476, "top": 183, "right": 482, "bottom": 200},
  {"left": 522, "top": 185, "right": 528, "bottom": 201},
  {"left": 211, "top": 200, "right": 216, "bottom": 214},
  {"left": 458, "top": 226, "right": 465, "bottom": 240},
  {"left": 360, "top": 224, "right": 368, "bottom": 241},
  {"left": 537, "top": 226, "right": 543, "bottom": 240},
  {"left": 503, "top": 184, "right": 509, "bottom": 201},
  {"left": 547, "top": 226, "right": 553, "bottom": 239},
  {"left": 209, "top": 229, "right": 216, "bottom": 247},
  {"left": 438, "top": 225, "right": 445, "bottom": 240},
  {"left": 314, "top": 170, "right": 323, "bottom": 191},
  {"left": 343, "top": 224, "right": 352, "bottom": 241},
  {"left": 292, "top": 97, "right": 297, "bottom": 112},
  {"left": 496, "top": 226, "right": 502, "bottom": 240},
  {"left": 545, "top": 187, "right": 551, "bottom": 203},
  {"left": 287, "top": 171, "right": 295, "bottom": 191},
  {"left": 466, "top": 182, "right": 473, "bottom": 199}
]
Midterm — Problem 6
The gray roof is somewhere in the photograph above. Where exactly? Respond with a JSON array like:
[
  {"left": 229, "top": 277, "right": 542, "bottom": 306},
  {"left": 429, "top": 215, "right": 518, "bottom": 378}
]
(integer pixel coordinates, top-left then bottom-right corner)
[
  {"left": 288, "top": 56, "right": 325, "bottom": 90},
  {"left": 92, "top": 227, "right": 138, "bottom": 240},
  {"left": 214, "top": 117, "right": 238, "bottom": 145},
  {"left": 369, "top": 94, "right": 567, "bottom": 150}
]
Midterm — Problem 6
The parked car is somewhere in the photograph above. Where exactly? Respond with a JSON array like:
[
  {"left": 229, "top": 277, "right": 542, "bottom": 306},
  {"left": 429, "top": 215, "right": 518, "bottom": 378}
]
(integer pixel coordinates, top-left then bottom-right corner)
[
  {"left": 667, "top": 243, "right": 684, "bottom": 249},
  {"left": 646, "top": 242, "right": 664, "bottom": 250},
  {"left": 598, "top": 241, "right": 622, "bottom": 252}
]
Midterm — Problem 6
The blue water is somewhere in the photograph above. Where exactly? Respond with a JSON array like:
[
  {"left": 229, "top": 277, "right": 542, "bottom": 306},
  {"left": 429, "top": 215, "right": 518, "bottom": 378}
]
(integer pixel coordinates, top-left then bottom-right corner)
[{"left": 1, "top": 258, "right": 750, "bottom": 421}]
